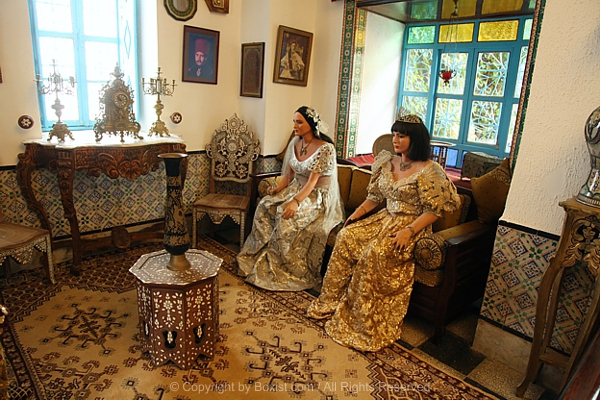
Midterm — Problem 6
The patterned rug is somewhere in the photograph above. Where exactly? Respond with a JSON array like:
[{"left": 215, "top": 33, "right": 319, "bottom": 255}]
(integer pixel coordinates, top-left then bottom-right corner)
[{"left": 0, "top": 236, "right": 497, "bottom": 399}]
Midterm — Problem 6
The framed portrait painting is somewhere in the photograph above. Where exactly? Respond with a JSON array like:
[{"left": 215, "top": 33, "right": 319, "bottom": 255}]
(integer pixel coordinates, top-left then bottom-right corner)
[
  {"left": 182, "top": 25, "right": 219, "bottom": 84},
  {"left": 240, "top": 42, "right": 265, "bottom": 98},
  {"left": 273, "top": 25, "right": 313, "bottom": 87}
]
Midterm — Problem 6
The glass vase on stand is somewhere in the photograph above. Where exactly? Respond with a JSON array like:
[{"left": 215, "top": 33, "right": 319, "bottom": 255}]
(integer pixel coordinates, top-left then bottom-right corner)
[{"left": 158, "top": 153, "right": 190, "bottom": 270}]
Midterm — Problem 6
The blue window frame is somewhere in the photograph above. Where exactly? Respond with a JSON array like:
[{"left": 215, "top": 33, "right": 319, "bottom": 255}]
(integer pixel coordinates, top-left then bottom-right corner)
[
  {"left": 398, "top": 16, "right": 532, "bottom": 167},
  {"left": 28, "top": 0, "right": 138, "bottom": 131}
]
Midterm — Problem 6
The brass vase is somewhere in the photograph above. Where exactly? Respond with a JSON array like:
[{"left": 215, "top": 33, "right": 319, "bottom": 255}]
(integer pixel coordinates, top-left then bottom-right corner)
[
  {"left": 159, "top": 153, "right": 190, "bottom": 270},
  {"left": 578, "top": 107, "right": 600, "bottom": 207}
]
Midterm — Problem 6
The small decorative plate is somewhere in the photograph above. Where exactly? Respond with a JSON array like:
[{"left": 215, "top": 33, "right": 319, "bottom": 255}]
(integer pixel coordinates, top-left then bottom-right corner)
[
  {"left": 18, "top": 115, "right": 34, "bottom": 129},
  {"left": 170, "top": 112, "right": 183, "bottom": 124},
  {"left": 164, "top": 0, "right": 198, "bottom": 21}
]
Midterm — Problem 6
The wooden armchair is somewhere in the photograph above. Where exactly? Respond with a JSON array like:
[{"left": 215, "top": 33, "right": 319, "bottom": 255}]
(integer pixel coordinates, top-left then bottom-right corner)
[
  {"left": 410, "top": 186, "right": 497, "bottom": 343},
  {"left": 192, "top": 114, "right": 260, "bottom": 246},
  {"left": 0, "top": 208, "right": 55, "bottom": 283}
]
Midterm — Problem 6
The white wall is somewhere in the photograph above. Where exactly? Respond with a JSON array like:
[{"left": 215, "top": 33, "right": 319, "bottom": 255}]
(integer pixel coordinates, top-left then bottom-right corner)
[
  {"left": 307, "top": 0, "right": 345, "bottom": 143},
  {"left": 356, "top": 12, "right": 403, "bottom": 155},
  {"left": 502, "top": 0, "right": 600, "bottom": 235},
  {"left": 0, "top": 1, "right": 41, "bottom": 166},
  {"left": 238, "top": 0, "right": 271, "bottom": 147}
]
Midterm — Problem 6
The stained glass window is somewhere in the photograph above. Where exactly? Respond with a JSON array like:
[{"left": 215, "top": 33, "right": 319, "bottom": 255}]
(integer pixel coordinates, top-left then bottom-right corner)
[
  {"left": 482, "top": 0, "right": 523, "bottom": 14},
  {"left": 506, "top": 104, "right": 519, "bottom": 153},
  {"left": 439, "top": 23, "right": 474, "bottom": 43},
  {"left": 402, "top": 96, "right": 429, "bottom": 121},
  {"left": 408, "top": 26, "right": 435, "bottom": 44},
  {"left": 468, "top": 100, "right": 502, "bottom": 145},
  {"left": 398, "top": 13, "right": 532, "bottom": 166},
  {"left": 479, "top": 20, "right": 519, "bottom": 42},
  {"left": 434, "top": 98, "right": 463, "bottom": 140},
  {"left": 403, "top": 49, "right": 433, "bottom": 92},
  {"left": 514, "top": 46, "right": 528, "bottom": 97},
  {"left": 438, "top": 52, "right": 468, "bottom": 94},
  {"left": 410, "top": 1, "right": 438, "bottom": 20},
  {"left": 473, "top": 52, "right": 509, "bottom": 97}
]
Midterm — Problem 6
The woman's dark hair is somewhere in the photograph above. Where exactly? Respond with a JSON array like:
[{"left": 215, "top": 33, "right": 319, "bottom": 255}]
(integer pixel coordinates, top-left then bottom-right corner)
[
  {"left": 390, "top": 119, "right": 430, "bottom": 161},
  {"left": 296, "top": 106, "right": 334, "bottom": 144}
]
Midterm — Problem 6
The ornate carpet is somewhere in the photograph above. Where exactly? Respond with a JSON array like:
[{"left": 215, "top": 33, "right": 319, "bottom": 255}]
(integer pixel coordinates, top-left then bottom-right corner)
[{"left": 0, "top": 236, "right": 497, "bottom": 399}]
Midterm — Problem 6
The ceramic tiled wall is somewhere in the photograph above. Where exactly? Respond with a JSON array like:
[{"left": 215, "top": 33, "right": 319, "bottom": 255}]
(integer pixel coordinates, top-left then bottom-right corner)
[
  {"left": 480, "top": 223, "right": 594, "bottom": 355},
  {"left": 0, "top": 153, "right": 281, "bottom": 238}
]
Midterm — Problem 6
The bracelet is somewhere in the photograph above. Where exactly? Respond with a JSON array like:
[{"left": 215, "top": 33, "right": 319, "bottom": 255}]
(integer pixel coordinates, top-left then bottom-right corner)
[
  {"left": 405, "top": 225, "right": 415, "bottom": 235},
  {"left": 358, "top": 205, "right": 367, "bottom": 215},
  {"left": 293, "top": 197, "right": 300, "bottom": 206}
]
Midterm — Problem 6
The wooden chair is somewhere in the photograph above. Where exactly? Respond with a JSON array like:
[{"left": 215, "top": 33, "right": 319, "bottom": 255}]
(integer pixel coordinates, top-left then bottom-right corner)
[
  {"left": 0, "top": 207, "right": 55, "bottom": 283},
  {"left": 192, "top": 114, "right": 260, "bottom": 247},
  {"left": 372, "top": 134, "right": 395, "bottom": 156}
]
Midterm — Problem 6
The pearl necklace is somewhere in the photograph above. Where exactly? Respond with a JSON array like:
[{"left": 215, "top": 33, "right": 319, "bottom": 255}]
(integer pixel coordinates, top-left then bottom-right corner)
[{"left": 300, "top": 137, "right": 313, "bottom": 155}]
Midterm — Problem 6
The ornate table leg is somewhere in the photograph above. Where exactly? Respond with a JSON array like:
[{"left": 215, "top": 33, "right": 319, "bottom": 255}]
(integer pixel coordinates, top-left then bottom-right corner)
[
  {"left": 515, "top": 259, "right": 566, "bottom": 396},
  {"left": 16, "top": 151, "right": 52, "bottom": 232},
  {"left": 517, "top": 198, "right": 600, "bottom": 396},
  {"left": 57, "top": 154, "right": 81, "bottom": 275}
]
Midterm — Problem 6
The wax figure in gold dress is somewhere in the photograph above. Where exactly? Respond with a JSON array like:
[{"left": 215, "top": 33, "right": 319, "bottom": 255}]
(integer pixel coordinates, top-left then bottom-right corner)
[
  {"left": 237, "top": 106, "right": 344, "bottom": 291},
  {"left": 307, "top": 111, "right": 460, "bottom": 351}
]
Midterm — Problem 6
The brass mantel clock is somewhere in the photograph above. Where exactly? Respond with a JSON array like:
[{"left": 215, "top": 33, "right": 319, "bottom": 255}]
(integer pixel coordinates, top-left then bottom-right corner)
[{"left": 93, "top": 65, "right": 142, "bottom": 142}]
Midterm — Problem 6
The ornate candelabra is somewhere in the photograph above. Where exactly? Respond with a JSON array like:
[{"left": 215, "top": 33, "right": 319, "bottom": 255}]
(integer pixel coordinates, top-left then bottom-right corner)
[
  {"left": 35, "top": 59, "right": 76, "bottom": 142},
  {"left": 142, "top": 67, "right": 176, "bottom": 137}
]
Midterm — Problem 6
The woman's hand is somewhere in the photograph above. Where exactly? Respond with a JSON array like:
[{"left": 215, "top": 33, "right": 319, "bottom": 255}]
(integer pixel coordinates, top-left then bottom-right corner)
[
  {"left": 267, "top": 185, "right": 278, "bottom": 196},
  {"left": 282, "top": 198, "right": 300, "bottom": 219},
  {"left": 390, "top": 227, "right": 413, "bottom": 253},
  {"left": 344, "top": 210, "right": 362, "bottom": 227}
]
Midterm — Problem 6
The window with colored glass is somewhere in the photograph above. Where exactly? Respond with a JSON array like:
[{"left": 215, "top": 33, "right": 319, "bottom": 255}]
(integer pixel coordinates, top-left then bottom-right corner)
[{"left": 398, "top": 2, "right": 533, "bottom": 167}]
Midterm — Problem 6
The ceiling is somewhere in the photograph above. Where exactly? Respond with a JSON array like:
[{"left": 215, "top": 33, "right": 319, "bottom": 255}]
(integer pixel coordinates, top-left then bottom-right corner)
[{"left": 356, "top": 0, "right": 536, "bottom": 24}]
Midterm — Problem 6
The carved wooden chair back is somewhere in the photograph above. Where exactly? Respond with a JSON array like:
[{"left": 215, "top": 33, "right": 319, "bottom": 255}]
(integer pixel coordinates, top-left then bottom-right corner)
[
  {"left": 372, "top": 134, "right": 395, "bottom": 157},
  {"left": 192, "top": 114, "right": 260, "bottom": 247},
  {"left": 206, "top": 114, "right": 260, "bottom": 196}
]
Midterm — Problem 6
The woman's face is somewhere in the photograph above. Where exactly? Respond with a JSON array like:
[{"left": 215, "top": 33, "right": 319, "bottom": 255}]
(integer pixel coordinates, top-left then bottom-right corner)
[
  {"left": 392, "top": 131, "right": 411, "bottom": 155},
  {"left": 293, "top": 112, "right": 312, "bottom": 137}
]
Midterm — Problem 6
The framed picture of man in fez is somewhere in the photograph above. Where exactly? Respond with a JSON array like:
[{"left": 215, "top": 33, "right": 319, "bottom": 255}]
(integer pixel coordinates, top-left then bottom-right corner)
[{"left": 182, "top": 25, "right": 219, "bottom": 84}]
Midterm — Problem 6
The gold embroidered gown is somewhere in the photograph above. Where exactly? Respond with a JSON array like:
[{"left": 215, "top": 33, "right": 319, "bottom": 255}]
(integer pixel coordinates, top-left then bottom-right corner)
[
  {"left": 237, "top": 138, "right": 344, "bottom": 291},
  {"left": 307, "top": 150, "right": 459, "bottom": 351}
]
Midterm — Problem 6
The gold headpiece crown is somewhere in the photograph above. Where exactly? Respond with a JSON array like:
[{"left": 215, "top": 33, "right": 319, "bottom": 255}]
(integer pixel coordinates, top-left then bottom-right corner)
[{"left": 395, "top": 107, "right": 423, "bottom": 124}]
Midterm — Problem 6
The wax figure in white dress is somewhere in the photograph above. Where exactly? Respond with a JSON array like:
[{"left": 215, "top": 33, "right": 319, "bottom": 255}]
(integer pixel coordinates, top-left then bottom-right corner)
[
  {"left": 307, "top": 111, "right": 460, "bottom": 351},
  {"left": 237, "top": 106, "right": 344, "bottom": 291}
]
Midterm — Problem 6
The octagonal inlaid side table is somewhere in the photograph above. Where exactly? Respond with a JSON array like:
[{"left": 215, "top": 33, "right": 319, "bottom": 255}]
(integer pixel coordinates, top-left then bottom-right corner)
[{"left": 130, "top": 249, "right": 221, "bottom": 369}]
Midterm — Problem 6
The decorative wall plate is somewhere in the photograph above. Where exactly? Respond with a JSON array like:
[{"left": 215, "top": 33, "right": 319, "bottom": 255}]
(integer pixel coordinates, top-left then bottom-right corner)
[
  {"left": 164, "top": 0, "right": 198, "bottom": 21},
  {"left": 205, "top": 0, "right": 229, "bottom": 14},
  {"left": 18, "top": 115, "right": 34, "bottom": 129},
  {"left": 170, "top": 112, "right": 183, "bottom": 124}
]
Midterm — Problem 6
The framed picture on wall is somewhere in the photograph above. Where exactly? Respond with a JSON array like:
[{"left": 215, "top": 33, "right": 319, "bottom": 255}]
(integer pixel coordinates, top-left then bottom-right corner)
[
  {"left": 182, "top": 25, "right": 219, "bottom": 84},
  {"left": 273, "top": 25, "right": 313, "bottom": 87},
  {"left": 240, "top": 42, "right": 265, "bottom": 98},
  {"left": 204, "top": 0, "right": 229, "bottom": 14}
]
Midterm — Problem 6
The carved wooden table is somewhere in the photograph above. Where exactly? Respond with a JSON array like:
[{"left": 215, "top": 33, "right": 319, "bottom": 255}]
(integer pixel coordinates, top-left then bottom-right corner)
[
  {"left": 517, "top": 197, "right": 600, "bottom": 396},
  {"left": 130, "top": 249, "right": 221, "bottom": 369},
  {"left": 16, "top": 132, "right": 186, "bottom": 274}
]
